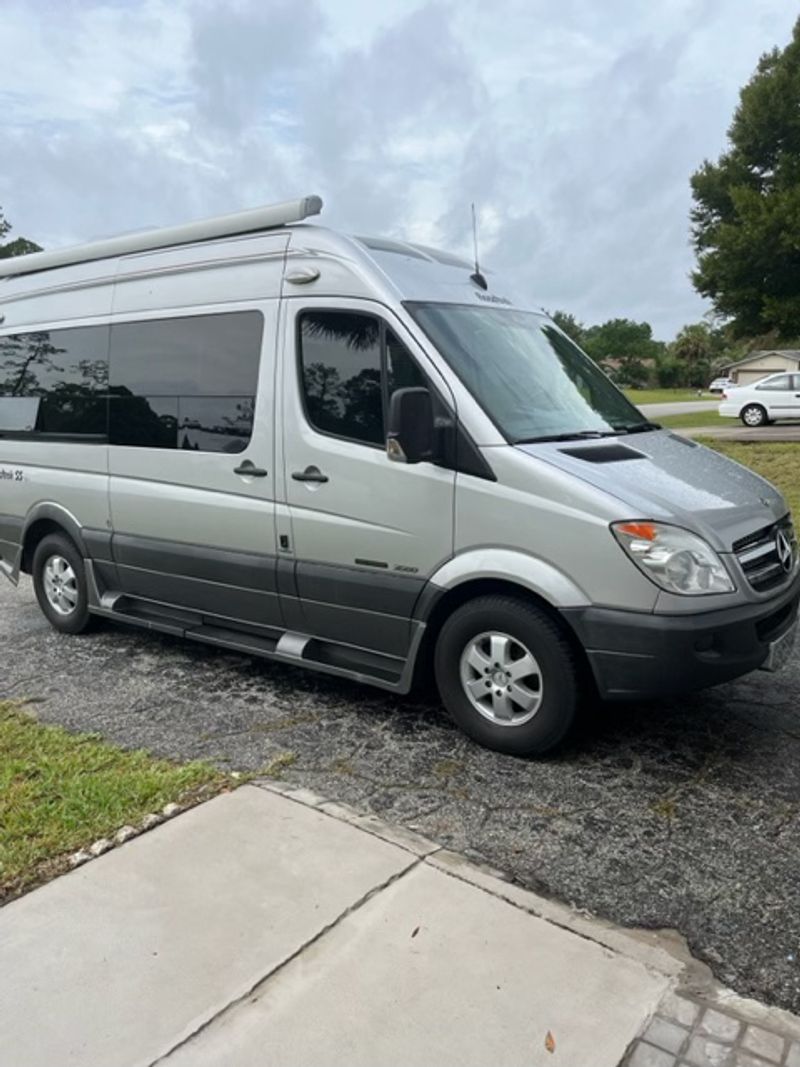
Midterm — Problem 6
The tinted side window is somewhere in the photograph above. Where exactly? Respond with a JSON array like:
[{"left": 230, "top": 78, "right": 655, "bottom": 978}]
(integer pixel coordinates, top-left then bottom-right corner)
[
  {"left": 108, "top": 311, "right": 263, "bottom": 451},
  {"left": 297, "top": 314, "right": 432, "bottom": 447},
  {"left": 756, "top": 375, "right": 792, "bottom": 391},
  {"left": 0, "top": 326, "right": 109, "bottom": 436},
  {"left": 299, "top": 312, "right": 383, "bottom": 445},
  {"left": 109, "top": 313, "right": 260, "bottom": 395},
  {"left": 386, "top": 328, "right": 427, "bottom": 399}
]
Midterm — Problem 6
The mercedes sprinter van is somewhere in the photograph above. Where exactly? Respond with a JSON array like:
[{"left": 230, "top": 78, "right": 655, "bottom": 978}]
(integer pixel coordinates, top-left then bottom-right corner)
[{"left": 1, "top": 196, "right": 797, "bottom": 755}]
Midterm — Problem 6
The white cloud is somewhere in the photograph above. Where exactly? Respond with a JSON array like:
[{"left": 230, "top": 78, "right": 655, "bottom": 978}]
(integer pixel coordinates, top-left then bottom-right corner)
[{"left": 0, "top": 0, "right": 796, "bottom": 336}]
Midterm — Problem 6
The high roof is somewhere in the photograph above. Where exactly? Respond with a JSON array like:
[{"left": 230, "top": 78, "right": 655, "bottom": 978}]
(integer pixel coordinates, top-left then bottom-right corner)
[
  {"left": 0, "top": 198, "right": 539, "bottom": 317},
  {"left": 353, "top": 235, "right": 473, "bottom": 270}
]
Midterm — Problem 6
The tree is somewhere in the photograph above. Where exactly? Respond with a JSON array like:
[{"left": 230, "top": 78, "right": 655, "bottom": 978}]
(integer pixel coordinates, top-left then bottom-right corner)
[
  {"left": 0, "top": 206, "right": 41, "bottom": 259},
  {"left": 654, "top": 353, "right": 684, "bottom": 388},
  {"left": 668, "top": 322, "right": 726, "bottom": 387},
  {"left": 548, "top": 310, "right": 585, "bottom": 346},
  {"left": 0, "top": 332, "right": 65, "bottom": 395},
  {"left": 581, "top": 318, "right": 663, "bottom": 388},
  {"left": 691, "top": 18, "right": 800, "bottom": 337}
]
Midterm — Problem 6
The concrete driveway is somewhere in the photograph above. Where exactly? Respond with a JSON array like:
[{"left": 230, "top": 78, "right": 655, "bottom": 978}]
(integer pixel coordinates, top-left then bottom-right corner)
[{"left": 2, "top": 576, "right": 800, "bottom": 1014}]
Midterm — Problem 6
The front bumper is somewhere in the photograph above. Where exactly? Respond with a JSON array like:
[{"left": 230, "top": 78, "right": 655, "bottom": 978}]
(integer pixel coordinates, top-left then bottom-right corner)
[{"left": 563, "top": 572, "right": 800, "bottom": 700}]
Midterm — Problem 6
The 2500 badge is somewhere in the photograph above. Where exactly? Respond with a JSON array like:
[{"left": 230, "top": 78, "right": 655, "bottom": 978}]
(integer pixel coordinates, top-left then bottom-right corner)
[{"left": 0, "top": 468, "right": 24, "bottom": 481}]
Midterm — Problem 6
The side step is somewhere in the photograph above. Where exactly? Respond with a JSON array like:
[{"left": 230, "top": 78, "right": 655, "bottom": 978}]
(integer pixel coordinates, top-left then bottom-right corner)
[{"left": 90, "top": 589, "right": 411, "bottom": 693}]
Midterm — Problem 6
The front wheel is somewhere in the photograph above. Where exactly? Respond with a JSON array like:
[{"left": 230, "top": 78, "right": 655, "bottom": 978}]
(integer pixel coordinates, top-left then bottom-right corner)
[
  {"left": 434, "top": 595, "right": 579, "bottom": 756},
  {"left": 32, "top": 533, "right": 94, "bottom": 635},
  {"left": 740, "top": 404, "right": 767, "bottom": 427}
]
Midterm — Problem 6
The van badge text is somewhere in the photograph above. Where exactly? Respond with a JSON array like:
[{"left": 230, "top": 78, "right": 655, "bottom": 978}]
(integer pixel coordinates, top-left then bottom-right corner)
[
  {"left": 0, "top": 468, "right": 24, "bottom": 481},
  {"left": 475, "top": 292, "right": 512, "bottom": 306}
]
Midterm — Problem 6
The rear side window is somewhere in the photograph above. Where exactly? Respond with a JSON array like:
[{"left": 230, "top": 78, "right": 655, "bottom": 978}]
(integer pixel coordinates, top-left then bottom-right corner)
[
  {"left": 0, "top": 311, "right": 263, "bottom": 451},
  {"left": 756, "top": 375, "right": 792, "bottom": 391},
  {"left": 298, "top": 311, "right": 426, "bottom": 446},
  {"left": 0, "top": 326, "right": 109, "bottom": 437},
  {"left": 109, "top": 312, "right": 263, "bottom": 452}
]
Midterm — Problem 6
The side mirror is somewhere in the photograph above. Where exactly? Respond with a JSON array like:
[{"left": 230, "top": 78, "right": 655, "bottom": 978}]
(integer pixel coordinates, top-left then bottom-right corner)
[{"left": 386, "top": 387, "right": 435, "bottom": 464}]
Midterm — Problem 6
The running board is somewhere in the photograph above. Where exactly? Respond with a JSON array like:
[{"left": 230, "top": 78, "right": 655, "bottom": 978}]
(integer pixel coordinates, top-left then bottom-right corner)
[{"left": 89, "top": 590, "right": 415, "bottom": 693}]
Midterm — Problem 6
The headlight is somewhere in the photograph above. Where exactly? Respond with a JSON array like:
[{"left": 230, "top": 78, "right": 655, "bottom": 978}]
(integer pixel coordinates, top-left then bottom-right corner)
[{"left": 611, "top": 521, "right": 735, "bottom": 595}]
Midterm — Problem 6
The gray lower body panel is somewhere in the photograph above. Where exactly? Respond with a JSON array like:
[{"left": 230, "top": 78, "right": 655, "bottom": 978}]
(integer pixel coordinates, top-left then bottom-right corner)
[
  {"left": 114, "top": 564, "right": 283, "bottom": 630},
  {"left": 293, "top": 560, "right": 424, "bottom": 658},
  {"left": 103, "top": 533, "right": 424, "bottom": 660},
  {"left": 85, "top": 560, "right": 421, "bottom": 693},
  {"left": 110, "top": 532, "right": 283, "bottom": 629},
  {"left": 0, "top": 515, "right": 24, "bottom": 583},
  {"left": 10, "top": 519, "right": 428, "bottom": 691}
]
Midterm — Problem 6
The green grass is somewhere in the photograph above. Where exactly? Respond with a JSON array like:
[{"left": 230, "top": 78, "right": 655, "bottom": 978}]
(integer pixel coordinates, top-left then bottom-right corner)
[
  {"left": 699, "top": 440, "right": 800, "bottom": 519},
  {"left": 0, "top": 701, "right": 230, "bottom": 901},
  {"left": 658, "top": 409, "right": 730, "bottom": 429},
  {"left": 624, "top": 388, "right": 711, "bottom": 404}
]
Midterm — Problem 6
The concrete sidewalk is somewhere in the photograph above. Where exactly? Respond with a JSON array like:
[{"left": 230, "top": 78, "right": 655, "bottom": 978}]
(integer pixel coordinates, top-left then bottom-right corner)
[{"left": 1, "top": 785, "right": 799, "bottom": 1067}]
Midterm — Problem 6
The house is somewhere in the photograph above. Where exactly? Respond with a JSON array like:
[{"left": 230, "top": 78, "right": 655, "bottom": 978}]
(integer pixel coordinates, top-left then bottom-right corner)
[{"left": 723, "top": 350, "right": 800, "bottom": 387}]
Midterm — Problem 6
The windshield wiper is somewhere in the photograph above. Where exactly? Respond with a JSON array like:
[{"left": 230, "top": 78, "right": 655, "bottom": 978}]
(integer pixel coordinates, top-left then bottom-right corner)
[
  {"left": 614, "top": 421, "right": 661, "bottom": 434},
  {"left": 515, "top": 430, "right": 619, "bottom": 444},
  {"left": 517, "top": 421, "right": 662, "bottom": 445}
]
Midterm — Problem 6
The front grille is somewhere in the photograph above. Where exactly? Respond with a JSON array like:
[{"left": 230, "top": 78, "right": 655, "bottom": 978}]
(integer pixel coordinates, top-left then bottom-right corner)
[{"left": 733, "top": 517, "right": 797, "bottom": 592}]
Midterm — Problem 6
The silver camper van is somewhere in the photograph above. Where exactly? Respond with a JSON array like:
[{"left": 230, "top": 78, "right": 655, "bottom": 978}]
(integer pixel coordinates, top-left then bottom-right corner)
[{"left": 1, "top": 196, "right": 797, "bottom": 755}]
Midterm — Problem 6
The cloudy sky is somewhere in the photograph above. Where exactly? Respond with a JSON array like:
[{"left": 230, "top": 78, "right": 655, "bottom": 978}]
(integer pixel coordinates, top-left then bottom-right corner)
[{"left": 1, "top": 0, "right": 795, "bottom": 338}]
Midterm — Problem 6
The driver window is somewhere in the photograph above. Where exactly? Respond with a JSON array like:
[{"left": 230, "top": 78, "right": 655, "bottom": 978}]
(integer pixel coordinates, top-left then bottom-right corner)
[{"left": 298, "top": 311, "right": 427, "bottom": 447}]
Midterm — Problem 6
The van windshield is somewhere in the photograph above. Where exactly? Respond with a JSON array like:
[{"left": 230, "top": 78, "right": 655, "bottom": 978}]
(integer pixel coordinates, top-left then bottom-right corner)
[{"left": 407, "top": 303, "right": 655, "bottom": 443}]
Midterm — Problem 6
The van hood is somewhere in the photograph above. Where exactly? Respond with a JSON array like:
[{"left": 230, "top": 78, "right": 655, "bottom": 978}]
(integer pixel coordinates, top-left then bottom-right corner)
[{"left": 517, "top": 430, "right": 786, "bottom": 552}]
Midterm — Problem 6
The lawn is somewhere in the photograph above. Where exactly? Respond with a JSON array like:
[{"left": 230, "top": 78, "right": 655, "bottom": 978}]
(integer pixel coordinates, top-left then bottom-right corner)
[
  {"left": 624, "top": 388, "right": 712, "bottom": 404},
  {"left": 0, "top": 701, "right": 231, "bottom": 901},
  {"left": 658, "top": 409, "right": 729, "bottom": 429},
  {"left": 699, "top": 439, "right": 800, "bottom": 519}
]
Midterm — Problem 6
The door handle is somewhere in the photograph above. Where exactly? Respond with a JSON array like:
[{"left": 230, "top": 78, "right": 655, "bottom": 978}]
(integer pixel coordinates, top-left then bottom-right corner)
[
  {"left": 234, "top": 460, "right": 268, "bottom": 477},
  {"left": 292, "top": 465, "right": 329, "bottom": 484}
]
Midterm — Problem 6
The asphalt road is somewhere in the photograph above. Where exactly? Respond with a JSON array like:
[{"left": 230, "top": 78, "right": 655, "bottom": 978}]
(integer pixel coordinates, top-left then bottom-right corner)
[
  {"left": 2, "top": 577, "right": 799, "bottom": 1012},
  {"left": 680, "top": 424, "right": 800, "bottom": 441}
]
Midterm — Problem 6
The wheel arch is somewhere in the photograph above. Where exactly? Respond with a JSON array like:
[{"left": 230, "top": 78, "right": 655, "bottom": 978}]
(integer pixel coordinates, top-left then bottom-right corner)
[
  {"left": 21, "top": 504, "right": 86, "bottom": 574},
  {"left": 411, "top": 554, "right": 592, "bottom": 691}
]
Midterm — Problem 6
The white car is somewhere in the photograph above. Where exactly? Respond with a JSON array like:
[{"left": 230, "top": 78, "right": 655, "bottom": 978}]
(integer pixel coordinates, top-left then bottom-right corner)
[
  {"left": 719, "top": 373, "right": 800, "bottom": 426},
  {"left": 708, "top": 376, "right": 735, "bottom": 394}
]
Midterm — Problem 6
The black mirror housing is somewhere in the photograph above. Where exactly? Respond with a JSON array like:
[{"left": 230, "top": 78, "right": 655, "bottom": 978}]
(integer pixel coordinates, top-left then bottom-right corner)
[{"left": 387, "top": 387, "right": 435, "bottom": 464}]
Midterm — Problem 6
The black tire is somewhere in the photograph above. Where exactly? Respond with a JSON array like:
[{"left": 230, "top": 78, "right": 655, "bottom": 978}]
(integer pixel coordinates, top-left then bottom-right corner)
[
  {"left": 434, "top": 595, "right": 579, "bottom": 756},
  {"left": 32, "top": 533, "right": 93, "bottom": 635},
  {"left": 740, "top": 404, "right": 767, "bottom": 427}
]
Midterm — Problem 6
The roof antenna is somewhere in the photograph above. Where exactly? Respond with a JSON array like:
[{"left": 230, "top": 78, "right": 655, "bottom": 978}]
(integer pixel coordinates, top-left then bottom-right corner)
[{"left": 470, "top": 202, "right": 488, "bottom": 290}]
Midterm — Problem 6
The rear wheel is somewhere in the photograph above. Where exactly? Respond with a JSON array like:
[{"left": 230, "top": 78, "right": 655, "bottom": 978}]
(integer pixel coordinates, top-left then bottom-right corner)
[
  {"left": 32, "top": 533, "right": 93, "bottom": 634},
  {"left": 740, "top": 404, "right": 767, "bottom": 427},
  {"left": 434, "top": 595, "right": 579, "bottom": 756}
]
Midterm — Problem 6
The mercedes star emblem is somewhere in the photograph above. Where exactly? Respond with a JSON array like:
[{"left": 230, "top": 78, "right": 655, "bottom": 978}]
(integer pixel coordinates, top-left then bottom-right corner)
[{"left": 775, "top": 529, "right": 793, "bottom": 573}]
